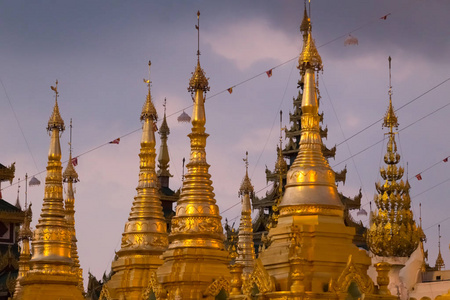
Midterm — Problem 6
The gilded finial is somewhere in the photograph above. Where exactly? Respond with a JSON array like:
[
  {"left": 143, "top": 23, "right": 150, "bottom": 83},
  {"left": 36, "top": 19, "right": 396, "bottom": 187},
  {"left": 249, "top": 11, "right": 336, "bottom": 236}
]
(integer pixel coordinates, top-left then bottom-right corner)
[
  {"left": 239, "top": 151, "right": 254, "bottom": 197},
  {"left": 48, "top": 79, "right": 65, "bottom": 132},
  {"left": 300, "top": 0, "right": 311, "bottom": 35},
  {"left": 63, "top": 119, "right": 79, "bottom": 182},
  {"left": 15, "top": 177, "right": 21, "bottom": 209},
  {"left": 299, "top": 28, "right": 322, "bottom": 72},
  {"left": 157, "top": 98, "right": 172, "bottom": 180},
  {"left": 159, "top": 98, "right": 170, "bottom": 136},
  {"left": 383, "top": 57, "right": 398, "bottom": 130},
  {"left": 196, "top": 10, "right": 200, "bottom": 58},
  {"left": 435, "top": 224, "right": 445, "bottom": 270},
  {"left": 366, "top": 57, "right": 420, "bottom": 257},
  {"left": 188, "top": 11, "right": 210, "bottom": 94},
  {"left": 275, "top": 111, "right": 287, "bottom": 174},
  {"left": 141, "top": 60, "right": 158, "bottom": 122}
]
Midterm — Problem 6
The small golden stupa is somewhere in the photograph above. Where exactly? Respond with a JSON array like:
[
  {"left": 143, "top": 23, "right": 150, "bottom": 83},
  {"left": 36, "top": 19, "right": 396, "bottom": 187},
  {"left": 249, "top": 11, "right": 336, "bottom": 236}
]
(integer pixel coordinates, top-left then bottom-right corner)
[
  {"left": 235, "top": 152, "right": 256, "bottom": 278},
  {"left": 63, "top": 119, "right": 84, "bottom": 294}
]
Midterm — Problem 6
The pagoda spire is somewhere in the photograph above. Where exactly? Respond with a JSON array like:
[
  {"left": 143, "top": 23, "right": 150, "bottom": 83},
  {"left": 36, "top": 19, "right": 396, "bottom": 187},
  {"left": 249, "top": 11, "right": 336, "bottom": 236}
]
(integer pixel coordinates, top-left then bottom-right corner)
[
  {"left": 257, "top": 11, "right": 371, "bottom": 293},
  {"left": 366, "top": 57, "right": 421, "bottom": 257},
  {"left": 435, "top": 225, "right": 445, "bottom": 270},
  {"left": 158, "top": 11, "right": 231, "bottom": 299},
  {"left": 236, "top": 152, "right": 256, "bottom": 278},
  {"left": 15, "top": 178, "right": 21, "bottom": 209},
  {"left": 62, "top": 119, "right": 84, "bottom": 294},
  {"left": 279, "top": 18, "right": 339, "bottom": 212},
  {"left": 300, "top": 1, "right": 311, "bottom": 43},
  {"left": 20, "top": 80, "right": 84, "bottom": 300},
  {"left": 13, "top": 203, "right": 32, "bottom": 300},
  {"left": 157, "top": 98, "right": 173, "bottom": 188},
  {"left": 105, "top": 61, "right": 168, "bottom": 300}
]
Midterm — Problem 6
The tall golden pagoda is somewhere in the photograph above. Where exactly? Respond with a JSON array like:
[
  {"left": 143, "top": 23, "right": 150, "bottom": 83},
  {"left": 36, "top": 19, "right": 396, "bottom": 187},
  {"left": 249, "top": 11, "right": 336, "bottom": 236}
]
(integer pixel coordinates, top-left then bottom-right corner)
[
  {"left": 233, "top": 11, "right": 389, "bottom": 299},
  {"left": 253, "top": 4, "right": 365, "bottom": 252},
  {"left": 19, "top": 81, "right": 84, "bottom": 300},
  {"left": 157, "top": 11, "right": 231, "bottom": 299},
  {"left": 236, "top": 152, "right": 255, "bottom": 278},
  {"left": 63, "top": 119, "right": 84, "bottom": 294},
  {"left": 366, "top": 57, "right": 421, "bottom": 258},
  {"left": 104, "top": 61, "right": 169, "bottom": 300}
]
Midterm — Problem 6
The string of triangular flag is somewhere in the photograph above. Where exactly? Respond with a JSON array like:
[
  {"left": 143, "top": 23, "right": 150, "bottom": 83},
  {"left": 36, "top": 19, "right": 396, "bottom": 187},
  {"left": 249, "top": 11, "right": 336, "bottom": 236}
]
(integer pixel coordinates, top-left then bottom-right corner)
[
  {"left": 415, "top": 156, "right": 449, "bottom": 181},
  {"left": 0, "top": 9, "right": 403, "bottom": 193}
]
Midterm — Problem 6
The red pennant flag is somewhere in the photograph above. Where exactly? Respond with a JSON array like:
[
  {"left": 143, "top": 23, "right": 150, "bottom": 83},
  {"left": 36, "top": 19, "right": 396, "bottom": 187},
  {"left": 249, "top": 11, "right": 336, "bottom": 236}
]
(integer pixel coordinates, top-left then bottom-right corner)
[
  {"left": 444, "top": 157, "right": 448, "bottom": 162},
  {"left": 227, "top": 87, "right": 233, "bottom": 94},
  {"left": 380, "top": 13, "right": 391, "bottom": 20},
  {"left": 72, "top": 157, "right": 78, "bottom": 166},
  {"left": 109, "top": 138, "right": 120, "bottom": 144},
  {"left": 415, "top": 173, "right": 422, "bottom": 181},
  {"left": 266, "top": 69, "right": 273, "bottom": 78},
  {"left": 153, "top": 122, "right": 158, "bottom": 132}
]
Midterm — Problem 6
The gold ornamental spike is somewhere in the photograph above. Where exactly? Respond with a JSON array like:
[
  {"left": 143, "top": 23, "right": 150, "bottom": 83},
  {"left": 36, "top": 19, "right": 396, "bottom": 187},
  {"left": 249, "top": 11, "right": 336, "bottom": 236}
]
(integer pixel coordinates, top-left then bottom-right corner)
[
  {"left": 157, "top": 98, "right": 172, "bottom": 181},
  {"left": 300, "top": 1, "right": 311, "bottom": 42},
  {"left": 298, "top": 27, "right": 322, "bottom": 72},
  {"left": 157, "top": 12, "right": 231, "bottom": 298},
  {"left": 141, "top": 60, "right": 158, "bottom": 122},
  {"left": 366, "top": 57, "right": 420, "bottom": 257},
  {"left": 106, "top": 61, "right": 168, "bottom": 299},
  {"left": 20, "top": 84, "right": 83, "bottom": 299},
  {"left": 48, "top": 79, "right": 65, "bottom": 132},
  {"left": 435, "top": 224, "right": 445, "bottom": 270}
]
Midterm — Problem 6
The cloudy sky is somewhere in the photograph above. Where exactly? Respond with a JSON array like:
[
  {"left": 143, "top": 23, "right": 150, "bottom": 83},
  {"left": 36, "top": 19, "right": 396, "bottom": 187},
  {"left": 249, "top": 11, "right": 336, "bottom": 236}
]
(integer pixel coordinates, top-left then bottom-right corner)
[{"left": 1, "top": 0, "right": 450, "bottom": 286}]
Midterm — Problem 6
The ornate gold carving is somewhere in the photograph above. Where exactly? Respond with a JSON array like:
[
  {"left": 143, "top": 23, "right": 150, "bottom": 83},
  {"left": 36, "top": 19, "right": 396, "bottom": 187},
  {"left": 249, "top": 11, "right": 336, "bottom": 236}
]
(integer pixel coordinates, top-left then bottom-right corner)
[
  {"left": 245, "top": 259, "right": 275, "bottom": 295},
  {"left": 141, "top": 271, "right": 167, "bottom": 299},
  {"left": 34, "top": 227, "right": 69, "bottom": 242},
  {"left": 170, "top": 216, "right": 222, "bottom": 234},
  {"left": 367, "top": 59, "right": 421, "bottom": 257},
  {"left": 0, "top": 162, "right": 15, "bottom": 184},
  {"left": 329, "top": 255, "right": 374, "bottom": 294},
  {"left": 203, "top": 276, "right": 230, "bottom": 297},
  {"left": 188, "top": 60, "right": 210, "bottom": 94},
  {"left": 98, "top": 285, "right": 112, "bottom": 300},
  {"left": 280, "top": 205, "right": 343, "bottom": 217}
]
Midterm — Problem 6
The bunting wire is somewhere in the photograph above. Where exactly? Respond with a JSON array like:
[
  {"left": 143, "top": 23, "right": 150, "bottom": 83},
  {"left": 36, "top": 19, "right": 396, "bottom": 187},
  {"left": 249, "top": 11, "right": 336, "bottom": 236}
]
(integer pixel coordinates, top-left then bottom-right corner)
[
  {"left": 320, "top": 75, "right": 370, "bottom": 206},
  {"left": 2, "top": 1, "right": 448, "bottom": 196},
  {"left": 332, "top": 93, "right": 450, "bottom": 170}
]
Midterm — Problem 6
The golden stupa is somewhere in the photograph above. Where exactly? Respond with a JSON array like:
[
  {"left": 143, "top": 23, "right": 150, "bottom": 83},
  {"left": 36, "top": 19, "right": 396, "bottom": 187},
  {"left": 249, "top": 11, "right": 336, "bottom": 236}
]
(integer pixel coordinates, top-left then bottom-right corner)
[
  {"left": 226, "top": 9, "right": 397, "bottom": 300},
  {"left": 103, "top": 61, "right": 169, "bottom": 300},
  {"left": 156, "top": 11, "right": 232, "bottom": 299},
  {"left": 18, "top": 81, "right": 84, "bottom": 300},
  {"left": 11, "top": 5, "right": 442, "bottom": 300}
]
